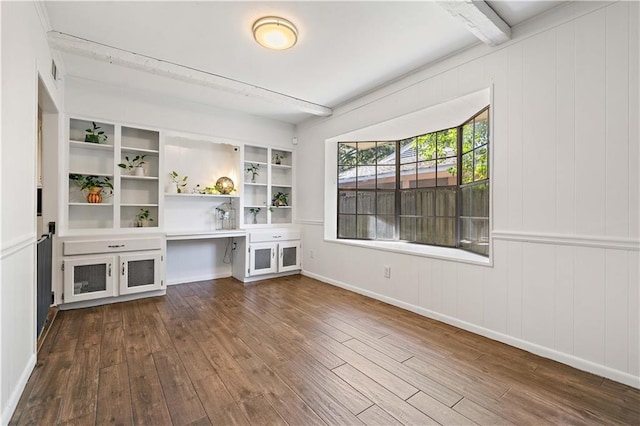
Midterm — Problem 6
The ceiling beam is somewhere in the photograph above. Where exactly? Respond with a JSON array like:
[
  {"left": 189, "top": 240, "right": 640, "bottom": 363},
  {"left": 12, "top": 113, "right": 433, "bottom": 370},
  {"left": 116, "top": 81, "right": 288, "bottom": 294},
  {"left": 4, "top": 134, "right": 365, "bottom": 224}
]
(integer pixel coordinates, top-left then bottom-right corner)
[
  {"left": 438, "top": 1, "right": 511, "bottom": 46},
  {"left": 47, "top": 31, "right": 333, "bottom": 117}
]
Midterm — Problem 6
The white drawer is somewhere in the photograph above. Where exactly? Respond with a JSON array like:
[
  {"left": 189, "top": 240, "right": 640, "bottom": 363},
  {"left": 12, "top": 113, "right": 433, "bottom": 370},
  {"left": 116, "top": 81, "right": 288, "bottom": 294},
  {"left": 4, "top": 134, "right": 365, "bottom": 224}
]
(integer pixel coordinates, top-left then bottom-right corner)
[
  {"left": 249, "top": 229, "right": 301, "bottom": 243},
  {"left": 64, "top": 237, "right": 163, "bottom": 256}
]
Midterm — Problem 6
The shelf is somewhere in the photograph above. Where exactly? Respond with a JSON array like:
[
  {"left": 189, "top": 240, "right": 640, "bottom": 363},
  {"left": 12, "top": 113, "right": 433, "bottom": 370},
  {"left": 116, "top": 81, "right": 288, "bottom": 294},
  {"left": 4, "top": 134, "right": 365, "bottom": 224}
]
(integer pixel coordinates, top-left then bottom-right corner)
[
  {"left": 244, "top": 160, "right": 267, "bottom": 166},
  {"left": 244, "top": 182, "right": 267, "bottom": 187},
  {"left": 272, "top": 184, "right": 292, "bottom": 188},
  {"left": 244, "top": 205, "right": 267, "bottom": 208},
  {"left": 121, "top": 175, "right": 159, "bottom": 181},
  {"left": 121, "top": 203, "right": 159, "bottom": 207},
  {"left": 69, "top": 203, "right": 113, "bottom": 207},
  {"left": 166, "top": 229, "right": 246, "bottom": 241},
  {"left": 165, "top": 193, "right": 240, "bottom": 198},
  {"left": 69, "top": 171, "right": 113, "bottom": 178},
  {"left": 121, "top": 146, "right": 160, "bottom": 154},
  {"left": 270, "top": 206, "right": 292, "bottom": 209},
  {"left": 271, "top": 164, "right": 292, "bottom": 169},
  {"left": 69, "top": 141, "right": 114, "bottom": 151}
]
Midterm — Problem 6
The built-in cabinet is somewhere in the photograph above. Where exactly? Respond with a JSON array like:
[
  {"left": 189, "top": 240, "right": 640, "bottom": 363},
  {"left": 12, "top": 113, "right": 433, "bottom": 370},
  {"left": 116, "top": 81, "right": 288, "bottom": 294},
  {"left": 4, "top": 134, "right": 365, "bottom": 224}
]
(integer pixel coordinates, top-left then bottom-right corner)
[
  {"left": 62, "top": 237, "right": 164, "bottom": 304},
  {"left": 233, "top": 228, "right": 301, "bottom": 282},
  {"left": 243, "top": 145, "right": 293, "bottom": 227},
  {"left": 66, "top": 117, "right": 161, "bottom": 231}
]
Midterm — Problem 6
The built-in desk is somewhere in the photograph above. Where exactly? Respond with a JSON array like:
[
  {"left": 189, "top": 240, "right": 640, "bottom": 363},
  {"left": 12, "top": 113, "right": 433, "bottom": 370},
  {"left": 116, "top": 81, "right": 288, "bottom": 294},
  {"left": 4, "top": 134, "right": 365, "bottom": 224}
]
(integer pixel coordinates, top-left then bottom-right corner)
[
  {"left": 166, "top": 229, "right": 246, "bottom": 241},
  {"left": 165, "top": 229, "right": 245, "bottom": 285}
]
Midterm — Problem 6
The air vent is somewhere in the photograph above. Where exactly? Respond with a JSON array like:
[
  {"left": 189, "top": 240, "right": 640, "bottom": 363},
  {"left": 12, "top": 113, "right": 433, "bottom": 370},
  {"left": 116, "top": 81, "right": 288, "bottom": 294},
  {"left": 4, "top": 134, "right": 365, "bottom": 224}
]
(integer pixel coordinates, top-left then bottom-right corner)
[{"left": 50, "top": 60, "right": 57, "bottom": 81}]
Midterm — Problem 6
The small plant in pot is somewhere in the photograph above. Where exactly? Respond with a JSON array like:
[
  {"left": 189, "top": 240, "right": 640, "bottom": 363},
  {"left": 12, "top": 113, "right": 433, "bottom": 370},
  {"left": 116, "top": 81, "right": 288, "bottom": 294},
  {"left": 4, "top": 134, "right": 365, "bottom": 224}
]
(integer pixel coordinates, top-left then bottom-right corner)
[
  {"left": 245, "top": 163, "right": 260, "bottom": 183},
  {"left": 271, "top": 191, "right": 289, "bottom": 207},
  {"left": 134, "top": 209, "right": 154, "bottom": 227},
  {"left": 85, "top": 122, "right": 108, "bottom": 144},
  {"left": 118, "top": 155, "right": 146, "bottom": 176},
  {"left": 248, "top": 207, "right": 261, "bottom": 224},
  {"left": 69, "top": 174, "right": 113, "bottom": 203},
  {"left": 272, "top": 153, "right": 284, "bottom": 165},
  {"left": 169, "top": 171, "right": 188, "bottom": 193}
]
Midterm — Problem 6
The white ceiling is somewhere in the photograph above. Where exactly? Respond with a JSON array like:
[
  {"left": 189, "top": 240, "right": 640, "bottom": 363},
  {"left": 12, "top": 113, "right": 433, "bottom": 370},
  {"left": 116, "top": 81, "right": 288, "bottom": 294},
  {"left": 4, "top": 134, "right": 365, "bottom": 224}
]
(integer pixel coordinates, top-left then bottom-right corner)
[{"left": 45, "top": 1, "right": 563, "bottom": 124}]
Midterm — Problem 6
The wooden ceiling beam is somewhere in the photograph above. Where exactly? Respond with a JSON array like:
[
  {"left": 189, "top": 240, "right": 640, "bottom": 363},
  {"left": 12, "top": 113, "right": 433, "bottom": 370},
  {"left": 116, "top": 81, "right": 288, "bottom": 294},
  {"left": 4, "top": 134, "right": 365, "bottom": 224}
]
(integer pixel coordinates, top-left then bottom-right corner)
[
  {"left": 438, "top": 1, "right": 511, "bottom": 46},
  {"left": 47, "top": 31, "right": 333, "bottom": 117}
]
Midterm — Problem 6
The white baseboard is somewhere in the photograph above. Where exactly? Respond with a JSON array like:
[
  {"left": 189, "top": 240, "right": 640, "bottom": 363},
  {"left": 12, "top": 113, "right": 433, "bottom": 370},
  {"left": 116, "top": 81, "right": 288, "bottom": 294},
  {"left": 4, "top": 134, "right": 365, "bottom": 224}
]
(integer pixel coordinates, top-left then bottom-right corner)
[
  {"left": 1, "top": 353, "right": 37, "bottom": 425},
  {"left": 302, "top": 270, "right": 640, "bottom": 389},
  {"left": 167, "top": 272, "right": 232, "bottom": 286},
  {"left": 59, "top": 289, "right": 167, "bottom": 310}
]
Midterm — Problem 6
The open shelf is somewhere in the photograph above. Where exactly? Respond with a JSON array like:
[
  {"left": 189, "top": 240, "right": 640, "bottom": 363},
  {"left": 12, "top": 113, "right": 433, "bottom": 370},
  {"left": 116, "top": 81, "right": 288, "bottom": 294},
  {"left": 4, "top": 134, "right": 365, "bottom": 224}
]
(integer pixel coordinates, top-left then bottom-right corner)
[
  {"left": 165, "top": 193, "right": 239, "bottom": 198},
  {"left": 69, "top": 141, "right": 114, "bottom": 151},
  {"left": 121, "top": 175, "right": 159, "bottom": 181},
  {"left": 121, "top": 146, "right": 160, "bottom": 154}
]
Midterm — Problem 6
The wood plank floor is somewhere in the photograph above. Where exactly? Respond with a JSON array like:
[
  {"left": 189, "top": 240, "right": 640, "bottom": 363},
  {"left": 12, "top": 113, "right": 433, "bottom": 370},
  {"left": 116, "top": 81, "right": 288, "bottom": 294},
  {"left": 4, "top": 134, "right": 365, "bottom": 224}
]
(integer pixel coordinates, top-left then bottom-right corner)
[{"left": 11, "top": 275, "right": 640, "bottom": 425}]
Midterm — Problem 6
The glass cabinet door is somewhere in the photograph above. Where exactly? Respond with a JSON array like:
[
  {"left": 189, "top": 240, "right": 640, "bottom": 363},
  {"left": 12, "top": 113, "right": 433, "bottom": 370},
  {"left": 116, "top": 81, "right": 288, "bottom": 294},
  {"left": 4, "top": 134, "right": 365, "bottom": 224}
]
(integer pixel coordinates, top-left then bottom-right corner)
[
  {"left": 119, "top": 252, "right": 163, "bottom": 295},
  {"left": 249, "top": 242, "right": 277, "bottom": 276},
  {"left": 64, "top": 255, "right": 115, "bottom": 303},
  {"left": 278, "top": 241, "right": 301, "bottom": 272}
]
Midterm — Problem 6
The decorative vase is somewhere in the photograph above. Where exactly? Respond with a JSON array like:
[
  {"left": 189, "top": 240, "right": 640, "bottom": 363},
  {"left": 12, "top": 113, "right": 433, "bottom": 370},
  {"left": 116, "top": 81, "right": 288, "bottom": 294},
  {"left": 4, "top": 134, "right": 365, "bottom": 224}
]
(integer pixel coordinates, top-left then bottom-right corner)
[
  {"left": 166, "top": 182, "right": 178, "bottom": 194},
  {"left": 252, "top": 215, "right": 258, "bottom": 224},
  {"left": 133, "top": 167, "right": 145, "bottom": 177},
  {"left": 251, "top": 176, "right": 256, "bottom": 183},
  {"left": 86, "top": 187, "right": 103, "bottom": 203}
]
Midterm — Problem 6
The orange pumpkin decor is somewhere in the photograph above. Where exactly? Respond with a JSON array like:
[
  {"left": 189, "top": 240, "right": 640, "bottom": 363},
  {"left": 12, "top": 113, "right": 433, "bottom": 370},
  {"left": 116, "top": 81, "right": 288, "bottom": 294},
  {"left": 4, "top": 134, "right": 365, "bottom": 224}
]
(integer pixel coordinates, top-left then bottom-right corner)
[{"left": 86, "top": 187, "right": 103, "bottom": 203}]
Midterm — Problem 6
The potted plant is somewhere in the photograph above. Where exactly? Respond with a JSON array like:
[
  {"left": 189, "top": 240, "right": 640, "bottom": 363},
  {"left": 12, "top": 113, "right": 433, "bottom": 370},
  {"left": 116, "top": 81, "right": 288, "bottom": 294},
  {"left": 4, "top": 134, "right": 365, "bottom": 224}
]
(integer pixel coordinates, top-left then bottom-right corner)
[
  {"left": 134, "top": 208, "right": 154, "bottom": 227},
  {"left": 118, "top": 155, "right": 146, "bottom": 176},
  {"left": 272, "top": 153, "right": 283, "bottom": 165},
  {"left": 245, "top": 163, "right": 260, "bottom": 183},
  {"left": 271, "top": 191, "right": 289, "bottom": 207},
  {"left": 248, "top": 207, "right": 261, "bottom": 224},
  {"left": 69, "top": 174, "right": 113, "bottom": 203},
  {"left": 168, "top": 171, "right": 188, "bottom": 193},
  {"left": 85, "top": 122, "right": 108, "bottom": 144}
]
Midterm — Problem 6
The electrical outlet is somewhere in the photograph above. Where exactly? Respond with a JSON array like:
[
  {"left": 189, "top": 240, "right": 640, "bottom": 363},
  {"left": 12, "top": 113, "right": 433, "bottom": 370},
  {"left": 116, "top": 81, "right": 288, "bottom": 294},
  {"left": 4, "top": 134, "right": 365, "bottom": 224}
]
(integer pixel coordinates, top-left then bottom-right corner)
[
  {"left": 310, "top": 250, "right": 314, "bottom": 259},
  {"left": 384, "top": 266, "right": 391, "bottom": 279}
]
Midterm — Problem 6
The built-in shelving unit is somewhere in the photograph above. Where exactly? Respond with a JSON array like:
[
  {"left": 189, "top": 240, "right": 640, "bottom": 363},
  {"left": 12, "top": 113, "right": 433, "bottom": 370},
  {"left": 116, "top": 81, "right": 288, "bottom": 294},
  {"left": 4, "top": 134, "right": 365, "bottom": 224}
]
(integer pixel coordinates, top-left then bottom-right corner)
[
  {"left": 242, "top": 145, "right": 293, "bottom": 226},
  {"left": 65, "top": 118, "right": 161, "bottom": 232}
]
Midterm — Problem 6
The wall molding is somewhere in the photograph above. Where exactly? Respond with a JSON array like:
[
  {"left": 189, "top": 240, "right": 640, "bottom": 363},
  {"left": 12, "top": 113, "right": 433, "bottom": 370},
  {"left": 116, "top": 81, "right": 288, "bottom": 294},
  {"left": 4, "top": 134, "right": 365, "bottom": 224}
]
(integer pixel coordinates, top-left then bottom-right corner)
[
  {"left": 302, "top": 270, "right": 640, "bottom": 389},
  {"left": 1, "top": 353, "right": 36, "bottom": 425},
  {"left": 0, "top": 234, "right": 36, "bottom": 260},
  {"left": 492, "top": 230, "right": 639, "bottom": 251},
  {"left": 296, "top": 219, "right": 324, "bottom": 226}
]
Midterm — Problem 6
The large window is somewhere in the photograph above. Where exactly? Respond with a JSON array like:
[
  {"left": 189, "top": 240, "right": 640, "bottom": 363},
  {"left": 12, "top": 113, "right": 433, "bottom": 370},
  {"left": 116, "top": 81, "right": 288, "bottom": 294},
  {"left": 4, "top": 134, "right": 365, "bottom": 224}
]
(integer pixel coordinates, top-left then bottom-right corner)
[{"left": 337, "top": 107, "right": 489, "bottom": 256}]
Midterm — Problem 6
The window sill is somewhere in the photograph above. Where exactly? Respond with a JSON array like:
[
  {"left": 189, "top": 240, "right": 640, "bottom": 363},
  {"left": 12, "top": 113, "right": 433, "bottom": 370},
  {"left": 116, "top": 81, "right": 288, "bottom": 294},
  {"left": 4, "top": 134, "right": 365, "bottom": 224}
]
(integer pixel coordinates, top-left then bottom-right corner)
[{"left": 325, "top": 238, "right": 492, "bottom": 266}]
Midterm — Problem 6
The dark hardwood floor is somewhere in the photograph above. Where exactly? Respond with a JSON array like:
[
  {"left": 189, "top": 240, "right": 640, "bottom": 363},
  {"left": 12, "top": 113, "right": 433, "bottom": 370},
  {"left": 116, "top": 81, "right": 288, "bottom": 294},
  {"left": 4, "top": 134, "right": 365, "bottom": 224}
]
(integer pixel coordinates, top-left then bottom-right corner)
[{"left": 11, "top": 275, "right": 640, "bottom": 425}]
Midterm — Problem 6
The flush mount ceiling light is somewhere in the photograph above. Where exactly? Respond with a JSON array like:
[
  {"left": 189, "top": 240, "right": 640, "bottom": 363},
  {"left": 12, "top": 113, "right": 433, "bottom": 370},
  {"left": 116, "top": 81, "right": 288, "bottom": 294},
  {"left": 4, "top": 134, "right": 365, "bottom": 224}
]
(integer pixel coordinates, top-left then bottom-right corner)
[{"left": 252, "top": 16, "right": 298, "bottom": 50}]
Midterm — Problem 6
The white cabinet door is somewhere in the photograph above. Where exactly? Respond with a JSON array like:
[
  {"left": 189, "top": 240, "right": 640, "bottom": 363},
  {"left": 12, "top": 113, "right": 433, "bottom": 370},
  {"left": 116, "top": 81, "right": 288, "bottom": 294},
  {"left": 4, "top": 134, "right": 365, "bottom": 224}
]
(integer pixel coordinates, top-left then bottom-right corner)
[
  {"left": 278, "top": 241, "right": 301, "bottom": 273},
  {"left": 119, "top": 252, "right": 163, "bottom": 295},
  {"left": 64, "top": 255, "right": 116, "bottom": 303},
  {"left": 249, "top": 242, "right": 277, "bottom": 276}
]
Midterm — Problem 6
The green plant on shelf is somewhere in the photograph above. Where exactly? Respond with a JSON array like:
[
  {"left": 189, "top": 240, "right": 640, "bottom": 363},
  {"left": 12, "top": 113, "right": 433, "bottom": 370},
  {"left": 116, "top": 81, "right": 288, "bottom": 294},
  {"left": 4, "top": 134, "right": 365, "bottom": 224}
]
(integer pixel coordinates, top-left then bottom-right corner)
[
  {"left": 245, "top": 163, "right": 260, "bottom": 183},
  {"left": 69, "top": 174, "right": 113, "bottom": 193},
  {"left": 271, "top": 191, "right": 289, "bottom": 207},
  {"left": 272, "top": 153, "right": 284, "bottom": 165},
  {"left": 248, "top": 207, "right": 261, "bottom": 224},
  {"left": 169, "top": 171, "right": 188, "bottom": 193},
  {"left": 118, "top": 155, "right": 146, "bottom": 171},
  {"left": 84, "top": 122, "right": 108, "bottom": 144},
  {"left": 135, "top": 208, "right": 154, "bottom": 227}
]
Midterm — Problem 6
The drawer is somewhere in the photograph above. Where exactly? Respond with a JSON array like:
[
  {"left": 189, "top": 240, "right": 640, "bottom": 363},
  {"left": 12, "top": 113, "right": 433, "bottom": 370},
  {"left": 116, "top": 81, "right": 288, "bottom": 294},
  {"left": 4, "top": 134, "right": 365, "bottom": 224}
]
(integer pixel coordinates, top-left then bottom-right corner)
[
  {"left": 249, "top": 229, "right": 301, "bottom": 243},
  {"left": 64, "top": 237, "right": 163, "bottom": 256}
]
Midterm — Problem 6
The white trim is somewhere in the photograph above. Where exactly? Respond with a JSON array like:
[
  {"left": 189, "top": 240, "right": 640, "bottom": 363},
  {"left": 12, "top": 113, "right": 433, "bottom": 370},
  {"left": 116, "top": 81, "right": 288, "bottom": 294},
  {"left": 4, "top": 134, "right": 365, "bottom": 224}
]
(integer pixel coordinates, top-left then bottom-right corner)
[
  {"left": 492, "top": 230, "right": 639, "bottom": 251},
  {"left": 302, "top": 270, "right": 640, "bottom": 389},
  {"left": 59, "top": 289, "right": 166, "bottom": 310},
  {"left": 296, "top": 219, "right": 323, "bottom": 226},
  {"left": 167, "top": 272, "right": 231, "bottom": 286},
  {"left": 0, "top": 234, "right": 36, "bottom": 260},
  {"left": 324, "top": 237, "right": 491, "bottom": 266},
  {"left": 1, "top": 353, "right": 36, "bottom": 425}
]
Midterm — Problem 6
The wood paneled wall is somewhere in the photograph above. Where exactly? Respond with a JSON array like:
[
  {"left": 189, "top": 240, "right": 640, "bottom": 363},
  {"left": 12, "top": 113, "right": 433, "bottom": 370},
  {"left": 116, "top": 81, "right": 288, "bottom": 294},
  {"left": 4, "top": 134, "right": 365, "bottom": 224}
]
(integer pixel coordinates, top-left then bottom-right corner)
[{"left": 297, "top": 2, "right": 639, "bottom": 387}]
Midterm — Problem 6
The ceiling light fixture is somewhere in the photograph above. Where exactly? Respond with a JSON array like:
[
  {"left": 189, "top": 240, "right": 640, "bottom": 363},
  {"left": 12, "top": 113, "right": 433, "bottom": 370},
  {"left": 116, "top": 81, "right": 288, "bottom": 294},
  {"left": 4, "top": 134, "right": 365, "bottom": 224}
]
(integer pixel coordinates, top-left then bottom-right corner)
[{"left": 252, "top": 16, "right": 298, "bottom": 50}]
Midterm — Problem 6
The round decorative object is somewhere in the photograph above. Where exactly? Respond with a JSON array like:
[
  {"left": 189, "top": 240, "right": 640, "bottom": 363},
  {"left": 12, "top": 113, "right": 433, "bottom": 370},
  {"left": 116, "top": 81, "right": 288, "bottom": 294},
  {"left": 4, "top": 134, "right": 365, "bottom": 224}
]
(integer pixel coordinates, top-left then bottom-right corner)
[
  {"left": 86, "top": 187, "right": 103, "bottom": 203},
  {"left": 216, "top": 177, "right": 234, "bottom": 194}
]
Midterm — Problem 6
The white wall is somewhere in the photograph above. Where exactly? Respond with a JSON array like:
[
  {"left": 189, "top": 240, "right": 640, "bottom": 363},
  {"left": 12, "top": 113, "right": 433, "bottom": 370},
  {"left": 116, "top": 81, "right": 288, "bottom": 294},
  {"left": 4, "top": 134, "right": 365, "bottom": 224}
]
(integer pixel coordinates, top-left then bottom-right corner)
[
  {"left": 297, "top": 1, "right": 639, "bottom": 387},
  {"left": 0, "top": 1, "right": 64, "bottom": 423}
]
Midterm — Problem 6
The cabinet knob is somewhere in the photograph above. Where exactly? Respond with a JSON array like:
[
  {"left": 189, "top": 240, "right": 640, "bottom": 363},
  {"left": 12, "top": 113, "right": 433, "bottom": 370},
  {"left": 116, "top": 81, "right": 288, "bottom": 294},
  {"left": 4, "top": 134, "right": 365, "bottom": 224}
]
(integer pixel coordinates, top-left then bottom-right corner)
[{"left": 108, "top": 244, "right": 125, "bottom": 248}]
